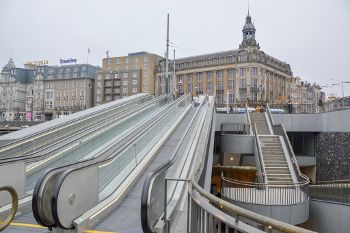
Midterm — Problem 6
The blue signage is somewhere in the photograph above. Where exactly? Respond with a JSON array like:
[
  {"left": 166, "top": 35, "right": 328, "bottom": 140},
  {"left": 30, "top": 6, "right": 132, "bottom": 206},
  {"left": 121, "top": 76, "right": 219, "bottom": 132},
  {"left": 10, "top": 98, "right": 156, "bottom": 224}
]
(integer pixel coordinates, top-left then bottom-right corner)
[{"left": 60, "top": 58, "right": 77, "bottom": 64}]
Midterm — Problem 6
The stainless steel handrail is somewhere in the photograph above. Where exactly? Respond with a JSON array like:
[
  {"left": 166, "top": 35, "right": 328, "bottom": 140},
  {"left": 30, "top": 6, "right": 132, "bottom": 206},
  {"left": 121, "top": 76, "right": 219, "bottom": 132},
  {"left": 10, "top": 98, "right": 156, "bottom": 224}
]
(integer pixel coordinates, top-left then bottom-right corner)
[
  {"left": 189, "top": 177, "right": 315, "bottom": 233},
  {"left": 252, "top": 123, "right": 267, "bottom": 184},
  {"left": 245, "top": 103, "right": 252, "bottom": 135},
  {"left": 0, "top": 186, "right": 18, "bottom": 231},
  {"left": 310, "top": 180, "right": 350, "bottom": 204},
  {"left": 221, "top": 174, "right": 309, "bottom": 205}
]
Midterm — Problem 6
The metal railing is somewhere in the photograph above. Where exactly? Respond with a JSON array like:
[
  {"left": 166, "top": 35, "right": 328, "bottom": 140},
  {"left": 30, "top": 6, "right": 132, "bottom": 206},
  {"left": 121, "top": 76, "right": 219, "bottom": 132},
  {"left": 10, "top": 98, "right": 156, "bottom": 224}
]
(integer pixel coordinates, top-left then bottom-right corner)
[
  {"left": 221, "top": 175, "right": 309, "bottom": 205},
  {"left": 266, "top": 104, "right": 310, "bottom": 184},
  {"left": 252, "top": 123, "right": 266, "bottom": 184},
  {"left": 189, "top": 177, "right": 315, "bottom": 233},
  {"left": 310, "top": 180, "right": 350, "bottom": 205},
  {"left": 220, "top": 123, "right": 249, "bottom": 135},
  {"left": 0, "top": 186, "right": 18, "bottom": 231},
  {"left": 245, "top": 103, "right": 252, "bottom": 135}
]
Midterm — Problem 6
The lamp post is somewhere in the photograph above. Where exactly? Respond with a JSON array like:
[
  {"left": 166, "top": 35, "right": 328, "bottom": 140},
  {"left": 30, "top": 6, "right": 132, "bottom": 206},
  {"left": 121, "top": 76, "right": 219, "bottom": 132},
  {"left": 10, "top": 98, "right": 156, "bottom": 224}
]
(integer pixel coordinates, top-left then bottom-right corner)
[{"left": 331, "top": 81, "right": 350, "bottom": 110}]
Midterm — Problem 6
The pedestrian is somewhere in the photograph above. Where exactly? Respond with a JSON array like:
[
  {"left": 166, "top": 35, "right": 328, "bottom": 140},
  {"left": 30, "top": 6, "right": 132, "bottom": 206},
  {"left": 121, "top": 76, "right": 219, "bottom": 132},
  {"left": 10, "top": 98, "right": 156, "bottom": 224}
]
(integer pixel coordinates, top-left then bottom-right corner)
[{"left": 288, "top": 100, "right": 292, "bottom": 113}]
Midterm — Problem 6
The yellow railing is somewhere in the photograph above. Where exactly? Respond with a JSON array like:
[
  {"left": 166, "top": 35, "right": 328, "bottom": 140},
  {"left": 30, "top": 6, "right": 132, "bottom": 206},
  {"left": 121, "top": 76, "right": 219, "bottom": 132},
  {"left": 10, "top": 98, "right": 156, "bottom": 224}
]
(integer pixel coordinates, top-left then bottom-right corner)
[{"left": 0, "top": 186, "right": 18, "bottom": 231}]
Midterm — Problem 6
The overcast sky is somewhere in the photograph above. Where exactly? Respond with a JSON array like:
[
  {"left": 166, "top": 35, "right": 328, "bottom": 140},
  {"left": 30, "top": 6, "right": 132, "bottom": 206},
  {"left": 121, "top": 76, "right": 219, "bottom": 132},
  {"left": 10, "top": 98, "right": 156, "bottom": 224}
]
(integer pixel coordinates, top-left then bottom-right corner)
[{"left": 1, "top": 0, "right": 349, "bottom": 97}]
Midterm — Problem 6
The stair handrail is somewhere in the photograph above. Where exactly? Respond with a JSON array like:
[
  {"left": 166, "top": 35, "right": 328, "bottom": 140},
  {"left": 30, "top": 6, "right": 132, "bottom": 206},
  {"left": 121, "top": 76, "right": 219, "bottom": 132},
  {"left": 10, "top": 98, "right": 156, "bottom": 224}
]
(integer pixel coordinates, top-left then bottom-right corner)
[
  {"left": 266, "top": 104, "right": 309, "bottom": 184},
  {"left": 245, "top": 103, "right": 252, "bottom": 134},
  {"left": 252, "top": 122, "right": 267, "bottom": 184}
]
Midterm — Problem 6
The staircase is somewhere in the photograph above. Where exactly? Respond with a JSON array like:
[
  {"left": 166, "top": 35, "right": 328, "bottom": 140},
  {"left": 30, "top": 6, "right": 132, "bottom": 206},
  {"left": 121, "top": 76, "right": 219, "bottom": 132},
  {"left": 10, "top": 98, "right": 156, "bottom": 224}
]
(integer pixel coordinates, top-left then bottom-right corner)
[
  {"left": 249, "top": 112, "right": 270, "bottom": 135},
  {"left": 259, "top": 136, "right": 293, "bottom": 184},
  {"left": 249, "top": 112, "right": 294, "bottom": 185}
]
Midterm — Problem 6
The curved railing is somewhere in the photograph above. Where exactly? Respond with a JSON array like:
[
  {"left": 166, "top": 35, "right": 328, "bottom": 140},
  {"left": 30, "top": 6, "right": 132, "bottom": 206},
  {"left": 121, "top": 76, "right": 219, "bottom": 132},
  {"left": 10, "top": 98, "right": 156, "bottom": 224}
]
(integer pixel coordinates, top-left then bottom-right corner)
[
  {"left": 221, "top": 175, "right": 309, "bottom": 205},
  {"left": 310, "top": 180, "right": 350, "bottom": 204},
  {"left": 0, "top": 186, "right": 18, "bottom": 231},
  {"left": 266, "top": 104, "right": 310, "bottom": 183},
  {"left": 189, "top": 177, "right": 315, "bottom": 233}
]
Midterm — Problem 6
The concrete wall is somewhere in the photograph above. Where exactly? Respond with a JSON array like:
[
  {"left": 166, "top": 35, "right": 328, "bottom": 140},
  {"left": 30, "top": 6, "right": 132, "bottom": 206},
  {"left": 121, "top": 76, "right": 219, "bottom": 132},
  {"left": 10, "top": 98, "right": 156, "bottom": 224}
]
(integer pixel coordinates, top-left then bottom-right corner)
[
  {"left": 300, "top": 200, "right": 350, "bottom": 233},
  {"left": 315, "top": 132, "right": 350, "bottom": 181},
  {"left": 221, "top": 135, "right": 254, "bottom": 154},
  {"left": 224, "top": 198, "right": 309, "bottom": 225},
  {"left": 272, "top": 109, "right": 350, "bottom": 132}
]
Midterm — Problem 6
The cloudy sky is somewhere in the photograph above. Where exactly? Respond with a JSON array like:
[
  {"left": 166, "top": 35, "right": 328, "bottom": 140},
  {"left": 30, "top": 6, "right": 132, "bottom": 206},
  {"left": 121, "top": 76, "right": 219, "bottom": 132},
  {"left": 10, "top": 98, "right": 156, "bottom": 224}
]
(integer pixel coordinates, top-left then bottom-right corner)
[{"left": 1, "top": 0, "right": 349, "bottom": 97}]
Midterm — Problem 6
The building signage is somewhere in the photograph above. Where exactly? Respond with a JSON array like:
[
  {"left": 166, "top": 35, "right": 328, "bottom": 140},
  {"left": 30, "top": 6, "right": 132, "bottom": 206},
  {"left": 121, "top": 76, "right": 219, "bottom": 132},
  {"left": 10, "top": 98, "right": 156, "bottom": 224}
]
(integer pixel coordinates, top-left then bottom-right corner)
[
  {"left": 60, "top": 58, "right": 77, "bottom": 64},
  {"left": 24, "top": 60, "right": 48, "bottom": 67}
]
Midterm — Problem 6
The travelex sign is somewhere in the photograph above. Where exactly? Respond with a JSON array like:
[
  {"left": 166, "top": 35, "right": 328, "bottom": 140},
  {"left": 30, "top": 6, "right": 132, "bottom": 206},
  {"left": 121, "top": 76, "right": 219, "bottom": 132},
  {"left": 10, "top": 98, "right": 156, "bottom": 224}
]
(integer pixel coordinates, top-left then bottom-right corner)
[{"left": 60, "top": 58, "right": 77, "bottom": 64}]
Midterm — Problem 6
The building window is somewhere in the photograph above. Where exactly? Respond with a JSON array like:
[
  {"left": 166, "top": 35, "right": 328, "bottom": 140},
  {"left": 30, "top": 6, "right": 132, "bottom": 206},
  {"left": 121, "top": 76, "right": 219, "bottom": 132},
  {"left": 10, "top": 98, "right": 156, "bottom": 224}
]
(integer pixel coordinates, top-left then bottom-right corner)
[
  {"left": 228, "top": 69, "right": 235, "bottom": 78},
  {"left": 126, "top": 58, "right": 130, "bottom": 64},
  {"left": 123, "top": 87, "right": 128, "bottom": 93},
  {"left": 123, "top": 80, "right": 128, "bottom": 85},
  {"left": 240, "top": 78, "right": 246, "bottom": 88},
  {"left": 187, "top": 74, "right": 193, "bottom": 82},
  {"left": 132, "top": 87, "right": 137, "bottom": 93},
  {"left": 106, "top": 74, "right": 111, "bottom": 79},
  {"left": 116, "top": 59, "right": 120, "bottom": 64},
  {"left": 228, "top": 80, "right": 234, "bottom": 90},
  {"left": 134, "top": 58, "right": 138, "bottom": 63},
  {"left": 217, "top": 82, "right": 224, "bottom": 91},
  {"left": 132, "top": 72, "right": 137, "bottom": 78},
  {"left": 64, "top": 82, "right": 68, "bottom": 88},
  {"left": 72, "top": 90, "right": 77, "bottom": 99},
  {"left": 217, "top": 70, "right": 223, "bottom": 79},
  {"left": 80, "top": 90, "right": 85, "bottom": 100},
  {"left": 207, "top": 82, "right": 213, "bottom": 92},
  {"left": 207, "top": 72, "right": 213, "bottom": 81},
  {"left": 107, "top": 59, "right": 112, "bottom": 65},
  {"left": 251, "top": 67, "right": 257, "bottom": 76},
  {"left": 97, "top": 95, "right": 102, "bottom": 101},
  {"left": 124, "top": 72, "right": 128, "bottom": 78},
  {"left": 56, "top": 91, "right": 61, "bottom": 99},
  {"left": 188, "top": 84, "right": 193, "bottom": 93},
  {"left": 240, "top": 68, "right": 245, "bottom": 77},
  {"left": 252, "top": 78, "right": 257, "bottom": 88},
  {"left": 133, "top": 65, "right": 139, "bottom": 70},
  {"left": 196, "top": 73, "right": 203, "bottom": 82},
  {"left": 125, "top": 66, "right": 130, "bottom": 70},
  {"left": 45, "top": 91, "right": 53, "bottom": 99},
  {"left": 132, "top": 80, "right": 138, "bottom": 85},
  {"left": 228, "top": 93, "right": 234, "bottom": 104},
  {"left": 115, "top": 73, "right": 120, "bottom": 79}
]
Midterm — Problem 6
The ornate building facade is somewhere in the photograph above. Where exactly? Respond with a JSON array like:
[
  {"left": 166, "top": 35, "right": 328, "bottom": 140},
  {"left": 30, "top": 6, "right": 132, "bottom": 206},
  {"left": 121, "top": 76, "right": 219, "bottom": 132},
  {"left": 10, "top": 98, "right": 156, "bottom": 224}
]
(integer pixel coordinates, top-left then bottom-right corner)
[{"left": 155, "top": 12, "right": 294, "bottom": 105}]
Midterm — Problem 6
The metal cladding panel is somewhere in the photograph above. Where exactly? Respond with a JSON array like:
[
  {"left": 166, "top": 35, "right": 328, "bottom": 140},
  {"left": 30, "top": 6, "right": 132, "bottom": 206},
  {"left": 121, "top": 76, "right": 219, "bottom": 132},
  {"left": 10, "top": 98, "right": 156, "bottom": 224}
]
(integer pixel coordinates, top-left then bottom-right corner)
[
  {"left": 56, "top": 166, "right": 99, "bottom": 229},
  {"left": 0, "top": 162, "right": 25, "bottom": 206}
]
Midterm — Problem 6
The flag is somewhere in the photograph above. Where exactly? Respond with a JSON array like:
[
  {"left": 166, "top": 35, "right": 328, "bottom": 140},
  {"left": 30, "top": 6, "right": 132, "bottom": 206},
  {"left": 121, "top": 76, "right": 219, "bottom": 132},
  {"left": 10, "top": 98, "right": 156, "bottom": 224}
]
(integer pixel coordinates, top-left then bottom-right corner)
[
  {"left": 88, "top": 47, "right": 90, "bottom": 54},
  {"left": 106, "top": 50, "right": 109, "bottom": 58}
]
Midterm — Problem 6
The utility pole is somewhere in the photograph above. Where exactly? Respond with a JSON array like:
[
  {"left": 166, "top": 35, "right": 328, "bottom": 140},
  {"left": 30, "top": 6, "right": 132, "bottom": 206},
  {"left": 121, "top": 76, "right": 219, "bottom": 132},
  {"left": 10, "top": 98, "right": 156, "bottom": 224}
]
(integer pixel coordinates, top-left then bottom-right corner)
[
  {"left": 173, "top": 49, "right": 176, "bottom": 98},
  {"left": 165, "top": 13, "right": 170, "bottom": 94}
]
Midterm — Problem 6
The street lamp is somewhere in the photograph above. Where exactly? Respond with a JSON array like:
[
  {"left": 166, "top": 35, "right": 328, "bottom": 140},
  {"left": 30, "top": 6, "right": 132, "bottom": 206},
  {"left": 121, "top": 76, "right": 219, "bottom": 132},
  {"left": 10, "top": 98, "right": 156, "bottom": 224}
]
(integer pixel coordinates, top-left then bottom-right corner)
[{"left": 330, "top": 81, "right": 350, "bottom": 110}]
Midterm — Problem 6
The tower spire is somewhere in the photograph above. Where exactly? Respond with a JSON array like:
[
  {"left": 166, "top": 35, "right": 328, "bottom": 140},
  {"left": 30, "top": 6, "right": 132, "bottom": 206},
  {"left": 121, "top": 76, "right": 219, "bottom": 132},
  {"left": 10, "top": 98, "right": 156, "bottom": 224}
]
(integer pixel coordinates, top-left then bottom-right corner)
[{"left": 248, "top": 1, "right": 250, "bottom": 16}]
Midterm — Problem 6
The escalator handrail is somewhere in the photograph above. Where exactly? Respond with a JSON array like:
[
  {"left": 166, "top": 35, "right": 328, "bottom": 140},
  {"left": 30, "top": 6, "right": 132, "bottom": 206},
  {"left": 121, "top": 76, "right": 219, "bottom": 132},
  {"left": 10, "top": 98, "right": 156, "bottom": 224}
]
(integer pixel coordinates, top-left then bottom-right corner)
[
  {"left": 0, "top": 95, "right": 166, "bottom": 165},
  {"left": 141, "top": 97, "right": 207, "bottom": 233},
  {"left": 35, "top": 96, "right": 186, "bottom": 229},
  {"left": 0, "top": 94, "right": 150, "bottom": 153}
]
